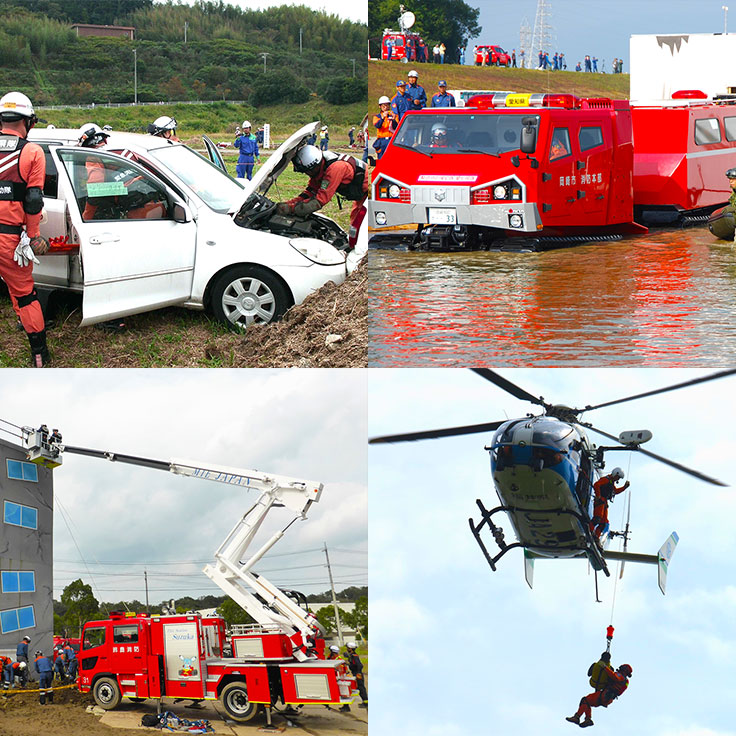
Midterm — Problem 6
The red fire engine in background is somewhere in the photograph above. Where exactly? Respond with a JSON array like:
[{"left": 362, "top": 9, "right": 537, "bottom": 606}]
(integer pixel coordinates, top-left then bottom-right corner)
[
  {"left": 381, "top": 5, "right": 423, "bottom": 61},
  {"left": 369, "top": 90, "right": 736, "bottom": 250},
  {"left": 23, "top": 429, "right": 356, "bottom": 725}
]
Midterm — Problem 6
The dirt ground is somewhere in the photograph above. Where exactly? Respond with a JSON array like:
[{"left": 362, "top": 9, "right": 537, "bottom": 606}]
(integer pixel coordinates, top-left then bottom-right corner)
[
  {"left": 0, "top": 258, "right": 366, "bottom": 368},
  {"left": 0, "top": 686, "right": 368, "bottom": 735}
]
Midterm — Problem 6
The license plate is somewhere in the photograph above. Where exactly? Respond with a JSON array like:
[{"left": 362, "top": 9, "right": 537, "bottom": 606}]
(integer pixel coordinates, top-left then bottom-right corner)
[{"left": 428, "top": 207, "right": 457, "bottom": 225}]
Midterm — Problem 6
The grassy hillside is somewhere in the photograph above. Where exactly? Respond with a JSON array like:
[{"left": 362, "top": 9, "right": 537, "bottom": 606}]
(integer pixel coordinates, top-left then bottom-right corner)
[{"left": 369, "top": 60, "right": 630, "bottom": 104}]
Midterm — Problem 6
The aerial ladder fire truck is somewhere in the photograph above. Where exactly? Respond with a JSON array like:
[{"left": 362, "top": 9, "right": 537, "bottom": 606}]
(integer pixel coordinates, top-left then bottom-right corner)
[{"left": 22, "top": 426, "right": 356, "bottom": 724}]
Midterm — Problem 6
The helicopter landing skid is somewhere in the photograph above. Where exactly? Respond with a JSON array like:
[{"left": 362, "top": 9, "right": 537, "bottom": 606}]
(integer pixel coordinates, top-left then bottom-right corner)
[{"left": 469, "top": 498, "right": 610, "bottom": 577}]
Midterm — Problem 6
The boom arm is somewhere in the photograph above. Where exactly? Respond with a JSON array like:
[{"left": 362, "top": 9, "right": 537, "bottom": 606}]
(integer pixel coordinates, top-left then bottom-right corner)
[{"left": 23, "top": 429, "right": 325, "bottom": 658}]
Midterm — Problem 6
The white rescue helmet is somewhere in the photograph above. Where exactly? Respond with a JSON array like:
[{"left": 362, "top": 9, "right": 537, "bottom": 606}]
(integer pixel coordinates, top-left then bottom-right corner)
[
  {"left": 329, "top": 645, "right": 340, "bottom": 653},
  {"left": 346, "top": 641, "right": 357, "bottom": 650},
  {"left": 378, "top": 95, "right": 391, "bottom": 105},
  {"left": 18, "top": 661, "right": 27, "bottom": 670},
  {"left": 0, "top": 91, "right": 35, "bottom": 121},
  {"left": 408, "top": 69, "right": 418, "bottom": 78},
  {"left": 293, "top": 144, "right": 323, "bottom": 174},
  {"left": 102, "top": 124, "right": 113, "bottom": 132},
  {"left": 610, "top": 467, "right": 624, "bottom": 480},
  {"left": 78, "top": 123, "right": 109, "bottom": 147},
  {"left": 150, "top": 115, "right": 177, "bottom": 136},
  {"left": 242, "top": 120, "right": 251, "bottom": 129}
]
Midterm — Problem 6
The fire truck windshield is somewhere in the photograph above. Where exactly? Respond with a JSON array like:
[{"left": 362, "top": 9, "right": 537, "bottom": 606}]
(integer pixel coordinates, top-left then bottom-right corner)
[{"left": 394, "top": 113, "right": 528, "bottom": 155}]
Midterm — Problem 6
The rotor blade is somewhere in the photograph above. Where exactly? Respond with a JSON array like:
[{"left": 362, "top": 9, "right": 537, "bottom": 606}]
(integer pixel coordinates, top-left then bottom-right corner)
[
  {"left": 587, "top": 425, "right": 727, "bottom": 487},
  {"left": 619, "top": 492, "right": 631, "bottom": 580},
  {"left": 470, "top": 369, "right": 547, "bottom": 407},
  {"left": 583, "top": 369, "right": 736, "bottom": 413},
  {"left": 369, "top": 420, "right": 506, "bottom": 445}
]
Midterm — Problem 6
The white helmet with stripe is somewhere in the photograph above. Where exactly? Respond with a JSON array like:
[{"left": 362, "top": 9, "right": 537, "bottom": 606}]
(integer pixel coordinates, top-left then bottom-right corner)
[{"left": 0, "top": 92, "right": 35, "bottom": 121}]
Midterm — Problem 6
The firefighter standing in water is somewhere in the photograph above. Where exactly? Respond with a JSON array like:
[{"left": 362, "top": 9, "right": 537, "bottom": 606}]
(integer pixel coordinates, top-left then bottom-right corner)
[
  {"left": 590, "top": 468, "right": 629, "bottom": 541},
  {"left": 0, "top": 92, "right": 50, "bottom": 366},
  {"left": 566, "top": 663, "right": 633, "bottom": 727},
  {"left": 372, "top": 96, "right": 398, "bottom": 160},
  {"left": 276, "top": 144, "right": 368, "bottom": 250}
]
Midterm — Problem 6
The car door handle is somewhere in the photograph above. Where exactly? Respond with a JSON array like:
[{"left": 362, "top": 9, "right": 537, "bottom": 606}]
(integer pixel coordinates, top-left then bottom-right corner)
[{"left": 89, "top": 234, "right": 121, "bottom": 244}]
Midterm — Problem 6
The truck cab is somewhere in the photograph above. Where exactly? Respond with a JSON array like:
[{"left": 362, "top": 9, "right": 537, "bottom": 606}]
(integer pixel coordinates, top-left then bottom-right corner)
[{"left": 370, "top": 92, "right": 642, "bottom": 250}]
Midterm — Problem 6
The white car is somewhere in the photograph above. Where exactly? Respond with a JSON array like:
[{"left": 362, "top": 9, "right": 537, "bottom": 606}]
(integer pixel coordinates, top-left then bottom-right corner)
[{"left": 30, "top": 121, "right": 355, "bottom": 328}]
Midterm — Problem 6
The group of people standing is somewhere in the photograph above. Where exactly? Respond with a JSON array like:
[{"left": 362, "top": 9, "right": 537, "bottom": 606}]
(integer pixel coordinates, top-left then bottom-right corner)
[{"left": 372, "top": 71, "right": 456, "bottom": 160}]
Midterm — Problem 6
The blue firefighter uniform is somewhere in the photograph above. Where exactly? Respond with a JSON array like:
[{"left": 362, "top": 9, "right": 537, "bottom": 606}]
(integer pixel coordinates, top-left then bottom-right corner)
[
  {"left": 405, "top": 81, "right": 427, "bottom": 110},
  {"left": 234, "top": 133, "right": 260, "bottom": 180},
  {"left": 431, "top": 90, "right": 456, "bottom": 108},
  {"left": 34, "top": 652, "right": 53, "bottom": 704},
  {"left": 16, "top": 639, "right": 29, "bottom": 662},
  {"left": 391, "top": 90, "right": 411, "bottom": 121},
  {"left": 63, "top": 644, "right": 77, "bottom": 680}
]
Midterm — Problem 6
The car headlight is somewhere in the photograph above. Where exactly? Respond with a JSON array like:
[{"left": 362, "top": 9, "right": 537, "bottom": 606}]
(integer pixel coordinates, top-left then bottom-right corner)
[
  {"left": 494, "top": 185, "right": 507, "bottom": 199},
  {"left": 375, "top": 211, "right": 388, "bottom": 226},
  {"left": 388, "top": 184, "right": 401, "bottom": 198},
  {"left": 289, "top": 238, "right": 345, "bottom": 265},
  {"left": 509, "top": 214, "right": 523, "bottom": 228}
]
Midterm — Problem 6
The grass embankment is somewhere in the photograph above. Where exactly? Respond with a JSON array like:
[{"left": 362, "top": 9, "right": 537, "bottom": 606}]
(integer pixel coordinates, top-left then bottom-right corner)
[{"left": 368, "top": 60, "right": 630, "bottom": 103}]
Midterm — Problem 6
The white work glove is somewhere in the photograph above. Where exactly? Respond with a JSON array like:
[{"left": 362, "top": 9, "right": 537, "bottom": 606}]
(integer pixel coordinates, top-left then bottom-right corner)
[{"left": 13, "top": 232, "right": 40, "bottom": 268}]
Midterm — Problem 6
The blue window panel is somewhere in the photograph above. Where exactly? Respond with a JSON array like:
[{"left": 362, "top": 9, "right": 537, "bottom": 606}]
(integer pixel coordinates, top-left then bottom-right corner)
[
  {"left": 21, "top": 464, "right": 38, "bottom": 482},
  {"left": 20, "top": 506, "right": 37, "bottom": 530},
  {"left": 1, "top": 572, "right": 19, "bottom": 592},
  {"left": 6, "top": 460, "right": 23, "bottom": 480},
  {"left": 18, "top": 572, "right": 35, "bottom": 592},
  {"left": 17, "top": 606, "right": 35, "bottom": 629},
  {"left": 6, "top": 459, "right": 38, "bottom": 483},
  {"left": 4, "top": 501, "right": 21, "bottom": 526},
  {"left": 0, "top": 609, "right": 19, "bottom": 634}
]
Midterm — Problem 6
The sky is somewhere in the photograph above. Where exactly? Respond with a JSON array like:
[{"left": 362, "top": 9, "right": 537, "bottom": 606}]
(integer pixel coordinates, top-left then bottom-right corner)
[
  {"left": 464, "top": 0, "right": 731, "bottom": 71},
  {"left": 0, "top": 369, "right": 367, "bottom": 607},
  {"left": 369, "top": 368, "right": 735, "bottom": 736}
]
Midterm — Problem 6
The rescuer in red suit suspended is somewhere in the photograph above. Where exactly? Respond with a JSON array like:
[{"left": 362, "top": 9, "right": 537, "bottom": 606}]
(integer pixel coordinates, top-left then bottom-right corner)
[{"left": 566, "top": 663, "right": 632, "bottom": 727}]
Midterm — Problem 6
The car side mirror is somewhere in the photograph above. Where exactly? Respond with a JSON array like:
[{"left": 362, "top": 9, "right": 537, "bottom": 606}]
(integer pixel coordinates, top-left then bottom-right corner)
[
  {"left": 172, "top": 202, "right": 191, "bottom": 223},
  {"left": 520, "top": 117, "right": 537, "bottom": 154}
]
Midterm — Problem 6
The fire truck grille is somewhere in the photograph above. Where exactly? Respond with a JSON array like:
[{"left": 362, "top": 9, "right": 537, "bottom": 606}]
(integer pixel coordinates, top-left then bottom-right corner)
[{"left": 413, "top": 186, "right": 469, "bottom": 205}]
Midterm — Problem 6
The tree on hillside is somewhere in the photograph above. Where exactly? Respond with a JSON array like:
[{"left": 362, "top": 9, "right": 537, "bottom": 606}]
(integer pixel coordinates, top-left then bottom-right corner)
[
  {"left": 217, "top": 598, "right": 255, "bottom": 627},
  {"left": 60, "top": 579, "right": 99, "bottom": 639},
  {"left": 368, "top": 0, "right": 481, "bottom": 60},
  {"left": 0, "top": 0, "right": 153, "bottom": 25}
]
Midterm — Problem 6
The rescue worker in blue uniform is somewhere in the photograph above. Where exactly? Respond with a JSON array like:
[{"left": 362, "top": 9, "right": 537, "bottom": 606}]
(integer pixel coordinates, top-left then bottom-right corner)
[
  {"left": 62, "top": 641, "right": 77, "bottom": 680},
  {"left": 16, "top": 635, "right": 30, "bottom": 664},
  {"left": 404, "top": 70, "right": 427, "bottom": 110},
  {"left": 391, "top": 81, "right": 411, "bottom": 121},
  {"left": 345, "top": 642, "right": 367, "bottom": 707},
  {"left": 234, "top": 120, "right": 260, "bottom": 180},
  {"left": 431, "top": 81, "right": 456, "bottom": 108},
  {"left": 34, "top": 650, "right": 53, "bottom": 704}
]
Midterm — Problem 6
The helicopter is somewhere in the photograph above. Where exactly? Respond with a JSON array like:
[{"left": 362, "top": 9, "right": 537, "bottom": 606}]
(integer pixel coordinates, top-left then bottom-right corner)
[{"left": 370, "top": 368, "right": 735, "bottom": 595}]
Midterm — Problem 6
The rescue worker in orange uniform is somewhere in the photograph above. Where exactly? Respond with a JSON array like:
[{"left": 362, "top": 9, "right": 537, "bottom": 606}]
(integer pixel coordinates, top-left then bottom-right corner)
[
  {"left": 148, "top": 115, "right": 180, "bottom": 142},
  {"left": 0, "top": 91, "right": 50, "bottom": 366},
  {"left": 372, "top": 96, "right": 398, "bottom": 160},
  {"left": 78, "top": 123, "right": 111, "bottom": 220},
  {"left": 590, "top": 467, "right": 629, "bottom": 541},
  {"left": 277, "top": 144, "right": 368, "bottom": 250},
  {"left": 566, "top": 663, "right": 632, "bottom": 728}
]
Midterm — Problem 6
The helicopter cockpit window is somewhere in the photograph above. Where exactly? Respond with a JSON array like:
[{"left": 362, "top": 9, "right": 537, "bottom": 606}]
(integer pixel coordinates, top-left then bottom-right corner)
[{"left": 532, "top": 424, "right": 574, "bottom": 448}]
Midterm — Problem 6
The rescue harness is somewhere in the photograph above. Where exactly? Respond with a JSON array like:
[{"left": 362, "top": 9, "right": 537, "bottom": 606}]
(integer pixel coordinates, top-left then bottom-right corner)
[{"left": 0, "top": 134, "right": 43, "bottom": 215}]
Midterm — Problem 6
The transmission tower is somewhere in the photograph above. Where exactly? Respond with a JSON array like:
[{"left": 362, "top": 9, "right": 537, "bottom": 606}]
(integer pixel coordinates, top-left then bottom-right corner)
[
  {"left": 519, "top": 17, "right": 531, "bottom": 68},
  {"left": 530, "top": 0, "right": 556, "bottom": 66}
]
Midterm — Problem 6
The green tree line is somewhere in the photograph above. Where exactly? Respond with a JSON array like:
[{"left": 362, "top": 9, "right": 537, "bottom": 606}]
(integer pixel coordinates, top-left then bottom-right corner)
[{"left": 0, "top": 1, "right": 367, "bottom": 107}]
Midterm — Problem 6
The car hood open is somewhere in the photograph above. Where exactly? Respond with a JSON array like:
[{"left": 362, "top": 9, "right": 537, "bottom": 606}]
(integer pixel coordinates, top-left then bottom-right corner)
[{"left": 228, "top": 121, "right": 321, "bottom": 216}]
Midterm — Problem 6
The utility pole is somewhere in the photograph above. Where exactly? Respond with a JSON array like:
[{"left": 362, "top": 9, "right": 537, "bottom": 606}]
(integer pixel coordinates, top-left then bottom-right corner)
[
  {"left": 350, "top": 58, "right": 356, "bottom": 77},
  {"left": 299, "top": 27, "right": 303, "bottom": 54},
  {"left": 144, "top": 569, "right": 149, "bottom": 612},
  {"left": 133, "top": 48, "right": 138, "bottom": 104},
  {"left": 324, "top": 543, "right": 344, "bottom": 646},
  {"left": 723, "top": 5, "right": 729, "bottom": 34},
  {"left": 184, "top": 20, "right": 188, "bottom": 43},
  {"left": 260, "top": 52, "right": 270, "bottom": 73}
]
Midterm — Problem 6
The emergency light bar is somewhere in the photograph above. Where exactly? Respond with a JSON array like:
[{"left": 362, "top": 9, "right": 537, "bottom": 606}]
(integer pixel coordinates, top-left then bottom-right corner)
[{"left": 467, "top": 93, "right": 585, "bottom": 110}]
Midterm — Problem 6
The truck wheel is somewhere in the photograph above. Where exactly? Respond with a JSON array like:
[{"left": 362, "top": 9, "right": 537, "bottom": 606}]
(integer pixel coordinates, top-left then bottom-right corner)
[
  {"left": 220, "top": 682, "right": 260, "bottom": 722},
  {"left": 210, "top": 266, "right": 289, "bottom": 330},
  {"left": 93, "top": 677, "right": 122, "bottom": 709}
]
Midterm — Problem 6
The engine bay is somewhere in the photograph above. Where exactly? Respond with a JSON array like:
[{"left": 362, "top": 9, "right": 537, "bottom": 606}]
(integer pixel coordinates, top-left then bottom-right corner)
[{"left": 234, "top": 192, "right": 349, "bottom": 251}]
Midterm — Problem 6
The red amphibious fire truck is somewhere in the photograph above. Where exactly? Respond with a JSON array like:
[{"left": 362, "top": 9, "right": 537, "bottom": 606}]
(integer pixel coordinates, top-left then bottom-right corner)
[
  {"left": 369, "top": 90, "right": 736, "bottom": 250},
  {"left": 22, "top": 428, "right": 356, "bottom": 725}
]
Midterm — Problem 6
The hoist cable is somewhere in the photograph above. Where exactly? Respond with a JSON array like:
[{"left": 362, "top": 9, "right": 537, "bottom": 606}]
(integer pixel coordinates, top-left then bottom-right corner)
[{"left": 608, "top": 453, "right": 633, "bottom": 626}]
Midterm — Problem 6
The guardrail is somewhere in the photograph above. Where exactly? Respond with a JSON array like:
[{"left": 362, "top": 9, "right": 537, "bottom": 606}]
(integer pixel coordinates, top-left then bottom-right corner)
[{"left": 37, "top": 99, "right": 249, "bottom": 110}]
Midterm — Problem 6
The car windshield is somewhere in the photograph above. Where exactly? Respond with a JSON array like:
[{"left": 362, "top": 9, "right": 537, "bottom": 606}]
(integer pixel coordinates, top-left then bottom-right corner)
[
  {"left": 393, "top": 113, "right": 529, "bottom": 155},
  {"left": 149, "top": 145, "right": 243, "bottom": 212}
]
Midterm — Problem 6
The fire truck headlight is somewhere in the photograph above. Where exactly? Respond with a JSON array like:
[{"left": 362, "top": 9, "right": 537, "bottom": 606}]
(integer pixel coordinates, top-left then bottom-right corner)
[
  {"left": 388, "top": 184, "right": 401, "bottom": 199},
  {"left": 508, "top": 213, "right": 523, "bottom": 228},
  {"left": 375, "top": 211, "right": 388, "bottom": 226},
  {"left": 493, "top": 185, "right": 507, "bottom": 199}
]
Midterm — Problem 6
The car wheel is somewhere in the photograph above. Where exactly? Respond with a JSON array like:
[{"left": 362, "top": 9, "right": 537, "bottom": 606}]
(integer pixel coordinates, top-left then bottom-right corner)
[
  {"left": 93, "top": 677, "right": 122, "bottom": 710},
  {"left": 220, "top": 682, "right": 260, "bottom": 722},
  {"left": 211, "top": 266, "right": 290, "bottom": 329}
]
